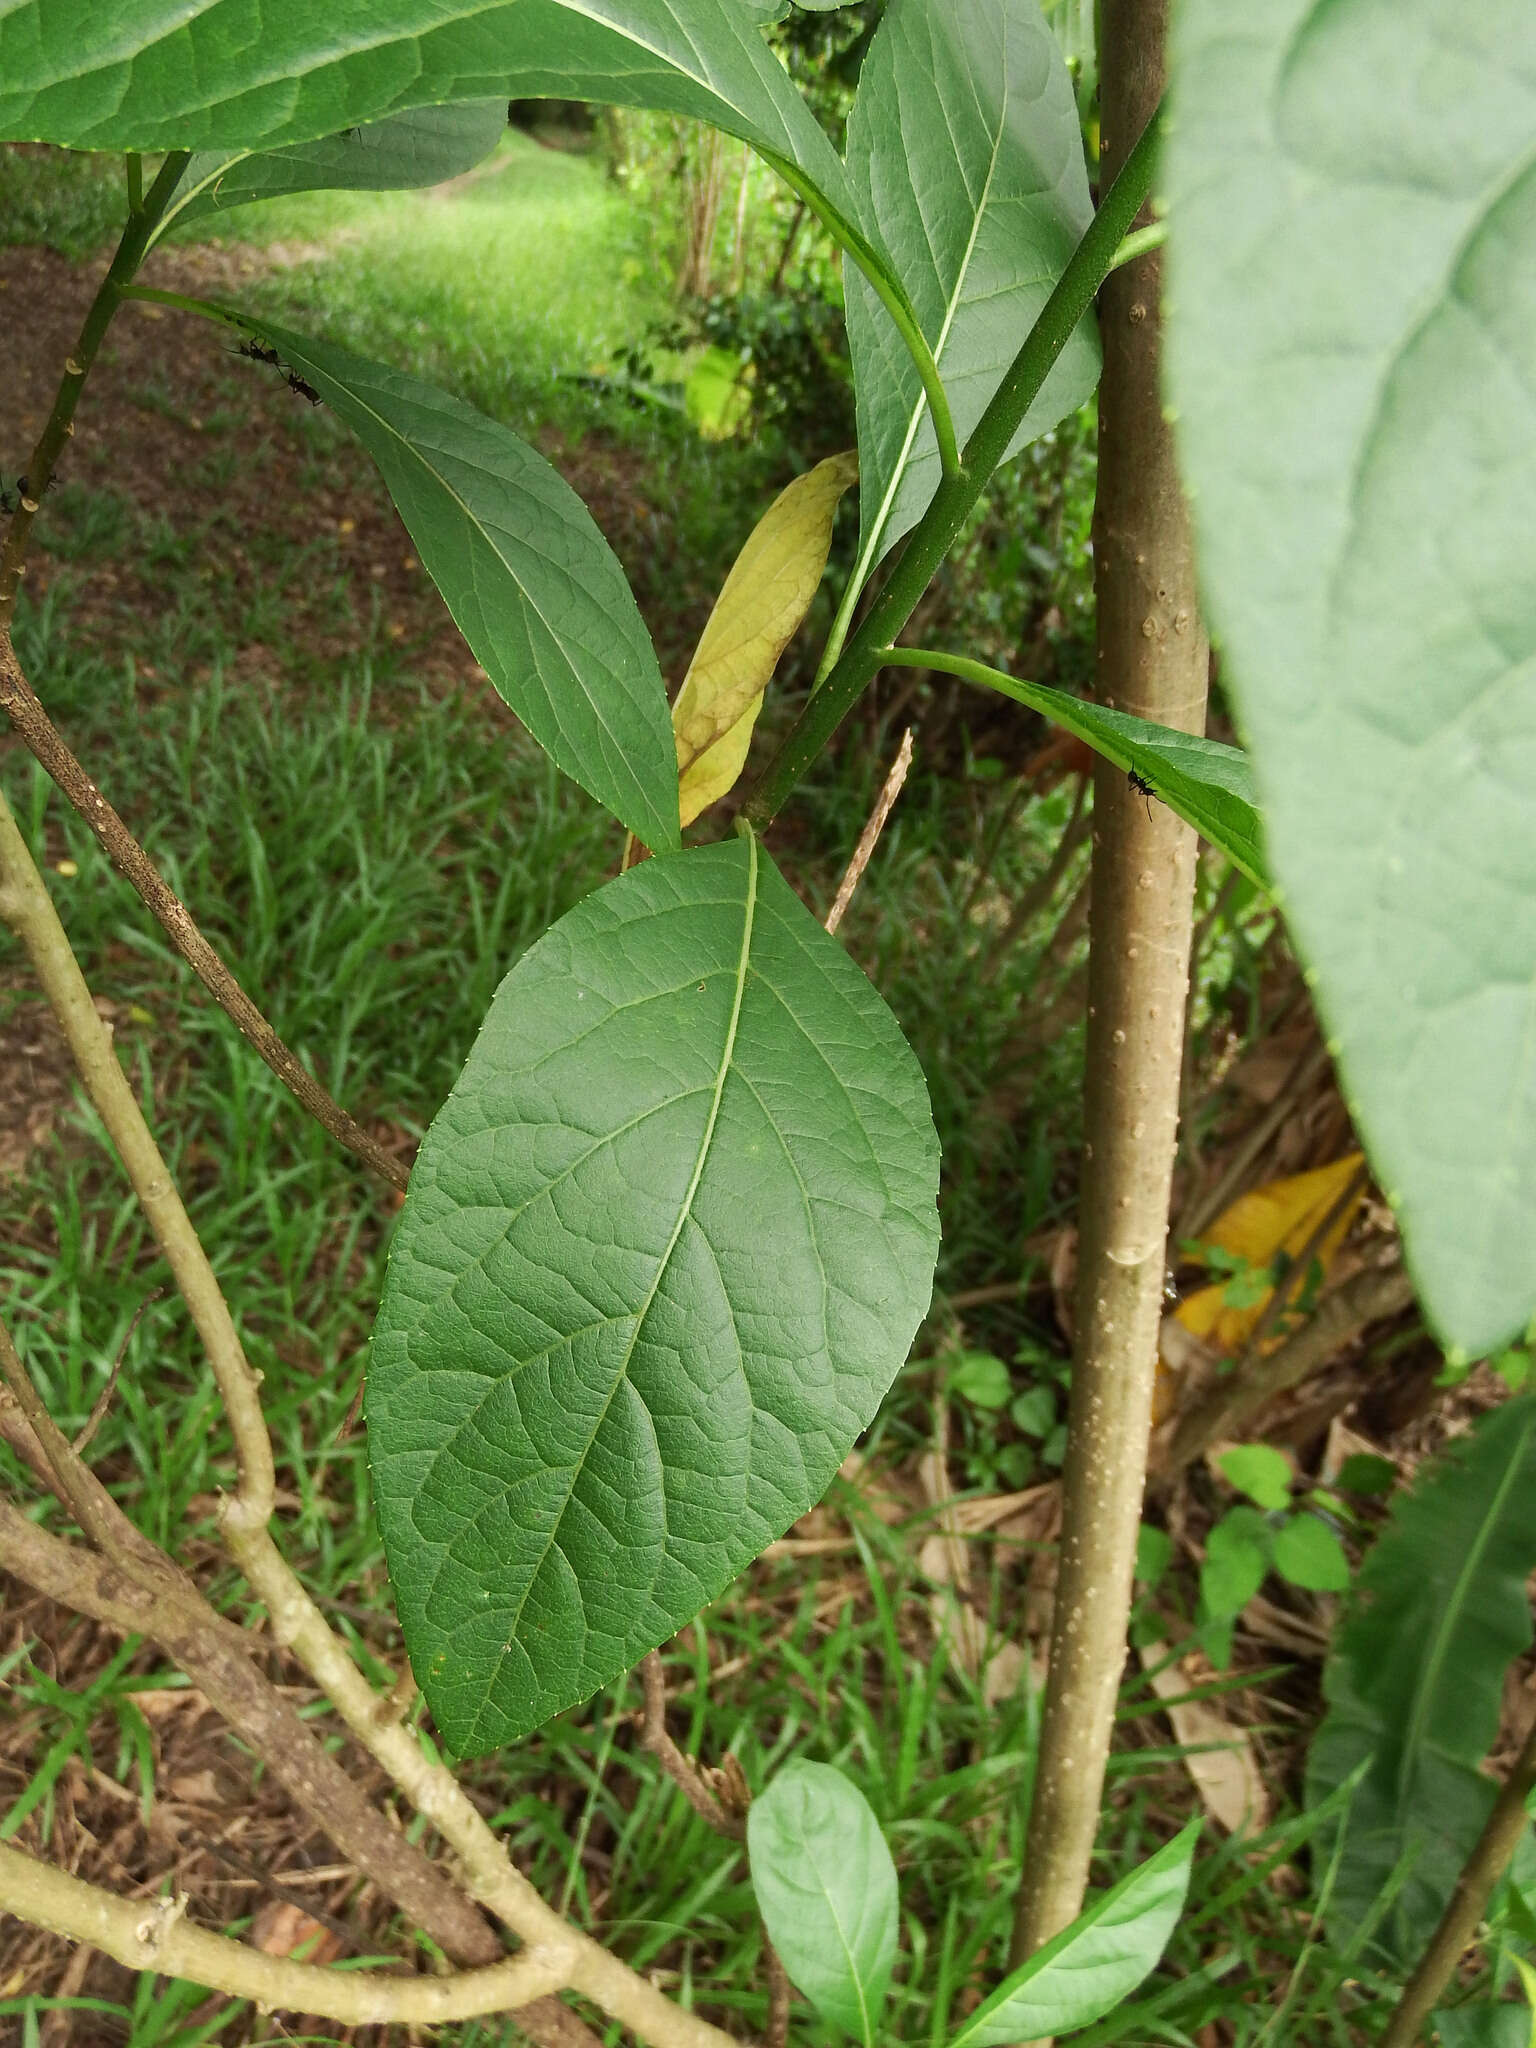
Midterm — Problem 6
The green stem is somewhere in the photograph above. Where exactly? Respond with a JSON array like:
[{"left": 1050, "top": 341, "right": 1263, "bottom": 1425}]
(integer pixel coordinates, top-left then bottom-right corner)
[
  {"left": 1108, "top": 219, "right": 1167, "bottom": 270},
  {"left": 765, "top": 154, "right": 960, "bottom": 481},
  {"left": 883, "top": 646, "right": 1146, "bottom": 759},
  {"left": 125, "top": 152, "right": 144, "bottom": 214},
  {"left": 742, "top": 101, "right": 1163, "bottom": 832},
  {"left": 0, "top": 149, "right": 190, "bottom": 623}
]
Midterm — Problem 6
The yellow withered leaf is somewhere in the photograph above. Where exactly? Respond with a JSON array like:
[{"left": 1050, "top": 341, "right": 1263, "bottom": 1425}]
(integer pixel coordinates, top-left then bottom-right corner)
[
  {"left": 1176, "top": 1151, "right": 1367, "bottom": 1356},
  {"left": 673, "top": 449, "right": 858, "bottom": 827}
]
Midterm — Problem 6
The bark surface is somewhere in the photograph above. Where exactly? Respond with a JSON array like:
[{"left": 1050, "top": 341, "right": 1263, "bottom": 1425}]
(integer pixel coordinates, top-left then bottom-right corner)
[{"left": 1011, "top": 0, "right": 1210, "bottom": 1967}]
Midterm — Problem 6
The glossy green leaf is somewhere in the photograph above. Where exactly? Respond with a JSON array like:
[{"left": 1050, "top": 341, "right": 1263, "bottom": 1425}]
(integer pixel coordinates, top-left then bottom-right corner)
[
  {"left": 234, "top": 313, "right": 679, "bottom": 849},
  {"left": 1164, "top": 0, "right": 1536, "bottom": 1355},
  {"left": 0, "top": 2, "right": 838, "bottom": 189},
  {"left": 0, "top": 1, "right": 894, "bottom": 303},
  {"left": 844, "top": 0, "right": 1098, "bottom": 581},
  {"left": 157, "top": 102, "right": 509, "bottom": 238},
  {"left": 947, "top": 1821, "right": 1198, "bottom": 2046},
  {"left": 748, "top": 1761, "right": 899, "bottom": 2045},
  {"left": 1271, "top": 1514, "right": 1349, "bottom": 1593},
  {"left": 367, "top": 836, "right": 940, "bottom": 1752},
  {"left": 900, "top": 652, "right": 1268, "bottom": 887},
  {"left": 1306, "top": 1394, "right": 1536, "bottom": 1965},
  {"left": 1216, "top": 1443, "right": 1291, "bottom": 1512}
]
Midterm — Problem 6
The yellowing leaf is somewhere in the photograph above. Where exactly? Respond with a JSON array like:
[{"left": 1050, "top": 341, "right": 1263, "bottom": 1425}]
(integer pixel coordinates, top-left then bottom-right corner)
[
  {"left": 1177, "top": 1153, "right": 1366, "bottom": 1356},
  {"left": 673, "top": 450, "right": 858, "bottom": 827}
]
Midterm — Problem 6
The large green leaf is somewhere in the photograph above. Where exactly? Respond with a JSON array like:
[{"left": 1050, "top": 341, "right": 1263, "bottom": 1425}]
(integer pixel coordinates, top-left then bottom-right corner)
[
  {"left": 0, "top": 1, "right": 863, "bottom": 255},
  {"left": 157, "top": 102, "right": 509, "bottom": 239},
  {"left": 1163, "top": 0, "right": 1536, "bottom": 1355},
  {"left": 843, "top": 0, "right": 1098, "bottom": 581},
  {"left": 233, "top": 314, "right": 679, "bottom": 849},
  {"left": 748, "top": 1761, "right": 899, "bottom": 2046},
  {"left": 366, "top": 837, "right": 940, "bottom": 1752},
  {"left": 1306, "top": 1394, "right": 1536, "bottom": 1967},
  {"left": 947, "top": 1821, "right": 1198, "bottom": 2047}
]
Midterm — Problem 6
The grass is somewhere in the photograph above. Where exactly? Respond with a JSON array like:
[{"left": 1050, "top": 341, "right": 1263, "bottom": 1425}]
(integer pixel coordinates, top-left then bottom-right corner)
[
  {"left": 175, "top": 131, "right": 679, "bottom": 437},
  {"left": 0, "top": 137, "right": 1435, "bottom": 2048}
]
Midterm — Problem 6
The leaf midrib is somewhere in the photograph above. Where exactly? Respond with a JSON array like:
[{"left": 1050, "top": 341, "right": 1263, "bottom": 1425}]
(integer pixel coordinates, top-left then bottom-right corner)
[
  {"left": 853, "top": 16, "right": 1011, "bottom": 578},
  {"left": 468, "top": 834, "right": 762, "bottom": 1744},
  {"left": 1396, "top": 1403, "right": 1536, "bottom": 1804}
]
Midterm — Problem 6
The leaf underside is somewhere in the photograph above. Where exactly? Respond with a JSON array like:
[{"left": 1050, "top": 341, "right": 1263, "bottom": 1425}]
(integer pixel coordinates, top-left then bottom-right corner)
[
  {"left": 161, "top": 101, "right": 510, "bottom": 236},
  {"left": 1164, "top": 0, "right": 1536, "bottom": 1354},
  {"left": 367, "top": 838, "right": 940, "bottom": 1752},
  {"left": 844, "top": 0, "right": 1099, "bottom": 573}
]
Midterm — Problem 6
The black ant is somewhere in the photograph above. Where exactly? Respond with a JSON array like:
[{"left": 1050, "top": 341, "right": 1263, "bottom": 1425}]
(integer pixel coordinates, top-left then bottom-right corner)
[
  {"left": 235, "top": 337, "right": 281, "bottom": 368},
  {"left": 286, "top": 371, "right": 322, "bottom": 406},
  {"left": 1127, "top": 768, "right": 1158, "bottom": 820}
]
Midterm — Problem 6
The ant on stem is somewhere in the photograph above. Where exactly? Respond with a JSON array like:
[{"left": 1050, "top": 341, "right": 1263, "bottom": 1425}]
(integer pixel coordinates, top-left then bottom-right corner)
[{"left": 1127, "top": 768, "right": 1158, "bottom": 821}]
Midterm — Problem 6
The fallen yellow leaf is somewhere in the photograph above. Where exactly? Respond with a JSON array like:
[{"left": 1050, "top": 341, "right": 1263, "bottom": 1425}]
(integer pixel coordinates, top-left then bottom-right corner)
[
  {"left": 673, "top": 450, "right": 858, "bottom": 827},
  {"left": 1177, "top": 1151, "right": 1366, "bottom": 1355}
]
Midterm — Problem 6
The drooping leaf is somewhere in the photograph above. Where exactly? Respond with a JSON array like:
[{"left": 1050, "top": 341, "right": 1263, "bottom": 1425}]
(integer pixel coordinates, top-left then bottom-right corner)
[
  {"left": 748, "top": 1761, "right": 899, "bottom": 2046},
  {"left": 947, "top": 1821, "right": 1198, "bottom": 2047},
  {"left": 157, "top": 102, "right": 509, "bottom": 238},
  {"left": 1175, "top": 1153, "right": 1368, "bottom": 1357},
  {"left": 228, "top": 312, "right": 679, "bottom": 850},
  {"left": 367, "top": 836, "right": 940, "bottom": 1752},
  {"left": 908, "top": 654, "right": 1267, "bottom": 887},
  {"left": 1306, "top": 1394, "right": 1536, "bottom": 1966},
  {"left": 1164, "top": 0, "right": 1536, "bottom": 1355},
  {"left": 673, "top": 451, "right": 858, "bottom": 827},
  {"left": 843, "top": 0, "right": 1098, "bottom": 582}
]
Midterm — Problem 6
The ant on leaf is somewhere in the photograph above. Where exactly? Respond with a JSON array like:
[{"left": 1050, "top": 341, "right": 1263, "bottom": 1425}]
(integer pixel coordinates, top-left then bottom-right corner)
[{"left": 1127, "top": 768, "right": 1158, "bottom": 821}]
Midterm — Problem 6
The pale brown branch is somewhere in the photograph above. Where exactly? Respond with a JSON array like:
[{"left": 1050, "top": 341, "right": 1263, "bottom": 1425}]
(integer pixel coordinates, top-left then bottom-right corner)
[
  {"left": 764, "top": 1944, "right": 792, "bottom": 2048},
  {"left": 0, "top": 1317, "right": 176, "bottom": 1581},
  {"left": 0, "top": 719, "right": 739, "bottom": 2048},
  {"left": 0, "top": 782, "right": 276, "bottom": 1532},
  {"left": 75, "top": 1288, "right": 161, "bottom": 1453},
  {"left": 0, "top": 1839, "right": 565, "bottom": 2027},
  {"left": 0, "top": 640, "right": 409, "bottom": 1193},
  {"left": 823, "top": 727, "right": 913, "bottom": 936},
  {"left": 1011, "top": 0, "right": 1208, "bottom": 1978},
  {"left": 0, "top": 1496, "right": 502, "bottom": 1971},
  {"left": 638, "top": 1651, "right": 746, "bottom": 1841}
]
